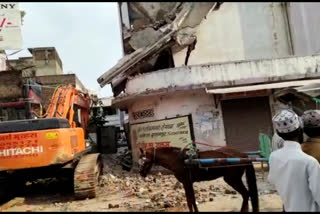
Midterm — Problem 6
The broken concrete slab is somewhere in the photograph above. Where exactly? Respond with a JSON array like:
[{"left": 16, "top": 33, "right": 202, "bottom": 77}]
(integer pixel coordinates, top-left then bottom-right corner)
[
  {"left": 98, "top": 2, "right": 220, "bottom": 92},
  {"left": 175, "top": 27, "right": 197, "bottom": 46},
  {"left": 129, "top": 28, "right": 164, "bottom": 50}
]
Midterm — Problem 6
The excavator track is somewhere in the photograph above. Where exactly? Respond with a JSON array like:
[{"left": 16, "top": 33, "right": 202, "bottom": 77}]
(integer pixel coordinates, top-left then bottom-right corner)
[{"left": 73, "top": 153, "right": 103, "bottom": 200}]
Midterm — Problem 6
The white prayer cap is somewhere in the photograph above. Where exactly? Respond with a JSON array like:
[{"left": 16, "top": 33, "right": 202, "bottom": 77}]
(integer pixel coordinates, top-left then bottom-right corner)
[
  {"left": 272, "top": 109, "right": 300, "bottom": 133},
  {"left": 302, "top": 110, "right": 320, "bottom": 128}
]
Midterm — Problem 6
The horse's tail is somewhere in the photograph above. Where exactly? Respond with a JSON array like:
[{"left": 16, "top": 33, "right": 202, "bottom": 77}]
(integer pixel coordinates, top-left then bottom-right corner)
[{"left": 245, "top": 164, "right": 259, "bottom": 212}]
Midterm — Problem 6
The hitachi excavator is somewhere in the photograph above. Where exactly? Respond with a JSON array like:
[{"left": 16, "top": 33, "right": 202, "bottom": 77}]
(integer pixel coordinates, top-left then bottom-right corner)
[{"left": 0, "top": 85, "right": 102, "bottom": 201}]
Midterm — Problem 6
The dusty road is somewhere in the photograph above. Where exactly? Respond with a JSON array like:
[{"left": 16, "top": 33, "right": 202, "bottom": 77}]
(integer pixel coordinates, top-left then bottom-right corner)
[{"left": 3, "top": 155, "right": 282, "bottom": 212}]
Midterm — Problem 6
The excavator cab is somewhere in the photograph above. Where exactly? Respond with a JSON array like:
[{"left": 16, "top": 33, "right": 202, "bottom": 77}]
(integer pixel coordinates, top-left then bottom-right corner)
[{"left": 0, "top": 85, "right": 102, "bottom": 201}]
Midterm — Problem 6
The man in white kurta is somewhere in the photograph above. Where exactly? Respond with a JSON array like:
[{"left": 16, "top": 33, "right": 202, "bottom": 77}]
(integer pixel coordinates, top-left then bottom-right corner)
[
  {"left": 268, "top": 109, "right": 320, "bottom": 212},
  {"left": 301, "top": 110, "right": 320, "bottom": 163},
  {"left": 271, "top": 132, "right": 284, "bottom": 152}
]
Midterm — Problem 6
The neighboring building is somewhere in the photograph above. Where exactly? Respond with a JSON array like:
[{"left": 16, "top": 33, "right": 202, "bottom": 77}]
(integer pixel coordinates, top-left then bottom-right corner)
[
  {"left": 28, "top": 47, "right": 63, "bottom": 76},
  {"left": 7, "top": 47, "right": 63, "bottom": 77},
  {"left": 0, "top": 69, "right": 41, "bottom": 121},
  {"left": 0, "top": 72, "right": 87, "bottom": 121},
  {"left": 6, "top": 56, "right": 35, "bottom": 74},
  {"left": 1, "top": 47, "right": 87, "bottom": 120},
  {"left": 36, "top": 74, "right": 87, "bottom": 110},
  {"left": 98, "top": 2, "right": 320, "bottom": 166}
]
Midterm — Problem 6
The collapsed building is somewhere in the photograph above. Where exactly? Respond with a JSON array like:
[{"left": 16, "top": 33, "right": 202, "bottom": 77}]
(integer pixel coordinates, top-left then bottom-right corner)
[{"left": 98, "top": 2, "right": 320, "bottom": 168}]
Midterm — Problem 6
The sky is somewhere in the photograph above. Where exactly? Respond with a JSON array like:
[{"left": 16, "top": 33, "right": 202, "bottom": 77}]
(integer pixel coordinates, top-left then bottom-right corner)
[{"left": 8, "top": 2, "right": 123, "bottom": 98}]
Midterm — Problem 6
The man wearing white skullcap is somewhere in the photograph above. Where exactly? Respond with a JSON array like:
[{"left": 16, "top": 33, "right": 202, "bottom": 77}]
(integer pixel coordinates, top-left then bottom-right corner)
[
  {"left": 268, "top": 109, "right": 320, "bottom": 212},
  {"left": 301, "top": 110, "right": 320, "bottom": 163},
  {"left": 271, "top": 112, "right": 305, "bottom": 152}
]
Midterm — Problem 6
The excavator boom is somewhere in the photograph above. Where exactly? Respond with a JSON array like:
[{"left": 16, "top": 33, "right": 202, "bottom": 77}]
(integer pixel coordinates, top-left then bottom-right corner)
[{"left": 45, "top": 85, "right": 90, "bottom": 131}]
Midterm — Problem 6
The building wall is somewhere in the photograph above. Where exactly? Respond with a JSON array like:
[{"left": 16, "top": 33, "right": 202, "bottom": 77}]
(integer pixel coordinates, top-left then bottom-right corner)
[
  {"left": 128, "top": 89, "right": 226, "bottom": 162},
  {"left": 7, "top": 57, "right": 35, "bottom": 72},
  {"left": 173, "top": 2, "right": 292, "bottom": 66},
  {"left": 119, "top": 2, "right": 130, "bottom": 29},
  {"left": 127, "top": 88, "right": 291, "bottom": 162},
  {"left": 126, "top": 55, "right": 320, "bottom": 96},
  {"left": 30, "top": 48, "right": 63, "bottom": 76},
  {"left": 36, "top": 74, "right": 87, "bottom": 109},
  {"left": 0, "top": 70, "right": 24, "bottom": 100},
  {"left": 287, "top": 3, "right": 320, "bottom": 56},
  {"left": 34, "top": 60, "right": 63, "bottom": 76}
]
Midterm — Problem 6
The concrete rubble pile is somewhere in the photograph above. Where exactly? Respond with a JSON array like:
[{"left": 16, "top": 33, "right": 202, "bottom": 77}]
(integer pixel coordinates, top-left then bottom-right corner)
[
  {"left": 2, "top": 154, "right": 278, "bottom": 212},
  {"left": 97, "top": 155, "right": 268, "bottom": 211}
]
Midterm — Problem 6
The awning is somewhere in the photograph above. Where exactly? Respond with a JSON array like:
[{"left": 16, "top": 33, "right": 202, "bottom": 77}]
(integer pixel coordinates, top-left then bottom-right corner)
[
  {"left": 295, "top": 82, "right": 320, "bottom": 97},
  {"left": 206, "top": 79, "right": 320, "bottom": 94}
]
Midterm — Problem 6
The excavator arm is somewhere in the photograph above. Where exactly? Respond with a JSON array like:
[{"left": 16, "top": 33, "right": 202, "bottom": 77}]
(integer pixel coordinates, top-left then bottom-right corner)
[{"left": 45, "top": 85, "right": 90, "bottom": 132}]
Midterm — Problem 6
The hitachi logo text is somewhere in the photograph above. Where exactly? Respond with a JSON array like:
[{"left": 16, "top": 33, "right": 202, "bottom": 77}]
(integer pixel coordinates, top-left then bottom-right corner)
[{"left": 0, "top": 146, "right": 43, "bottom": 157}]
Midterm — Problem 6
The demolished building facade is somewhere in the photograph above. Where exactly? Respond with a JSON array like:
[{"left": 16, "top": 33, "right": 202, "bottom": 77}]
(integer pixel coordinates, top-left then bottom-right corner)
[{"left": 98, "top": 2, "right": 320, "bottom": 167}]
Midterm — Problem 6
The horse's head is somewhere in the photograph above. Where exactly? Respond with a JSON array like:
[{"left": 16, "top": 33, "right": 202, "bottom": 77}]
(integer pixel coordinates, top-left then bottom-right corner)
[{"left": 138, "top": 147, "right": 154, "bottom": 177}]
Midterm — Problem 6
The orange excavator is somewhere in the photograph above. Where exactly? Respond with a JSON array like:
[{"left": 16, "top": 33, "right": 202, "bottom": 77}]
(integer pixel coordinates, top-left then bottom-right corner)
[{"left": 0, "top": 85, "right": 102, "bottom": 201}]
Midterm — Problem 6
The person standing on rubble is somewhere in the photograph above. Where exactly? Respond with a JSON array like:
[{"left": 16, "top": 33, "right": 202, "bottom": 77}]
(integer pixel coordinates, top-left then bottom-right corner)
[
  {"left": 268, "top": 109, "right": 320, "bottom": 212},
  {"left": 301, "top": 110, "right": 320, "bottom": 163}
]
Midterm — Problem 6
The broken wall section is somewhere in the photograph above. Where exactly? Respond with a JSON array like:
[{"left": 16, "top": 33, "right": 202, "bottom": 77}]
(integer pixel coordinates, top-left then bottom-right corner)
[
  {"left": 99, "top": 2, "right": 220, "bottom": 95},
  {"left": 120, "top": 2, "right": 219, "bottom": 55},
  {"left": 119, "top": 2, "right": 181, "bottom": 54}
]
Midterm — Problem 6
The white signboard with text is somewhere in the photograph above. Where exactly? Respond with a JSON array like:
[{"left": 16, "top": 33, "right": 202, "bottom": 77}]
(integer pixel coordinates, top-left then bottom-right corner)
[
  {"left": 0, "top": 3, "right": 22, "bottom": 50},
  {"left": 131, "top": 115, "right": 193, "bottom": 149}
]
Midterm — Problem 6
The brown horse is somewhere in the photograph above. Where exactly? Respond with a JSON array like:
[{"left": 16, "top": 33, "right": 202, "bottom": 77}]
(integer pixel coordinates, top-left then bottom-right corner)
[{"left": 139, "top": 147, "right": 259, "bottom": 212}]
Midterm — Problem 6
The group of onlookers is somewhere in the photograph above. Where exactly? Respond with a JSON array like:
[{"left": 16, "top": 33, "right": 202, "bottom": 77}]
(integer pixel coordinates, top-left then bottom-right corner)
[{"left": 268, "top": 109, "right": 320, "bottom": 211}]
